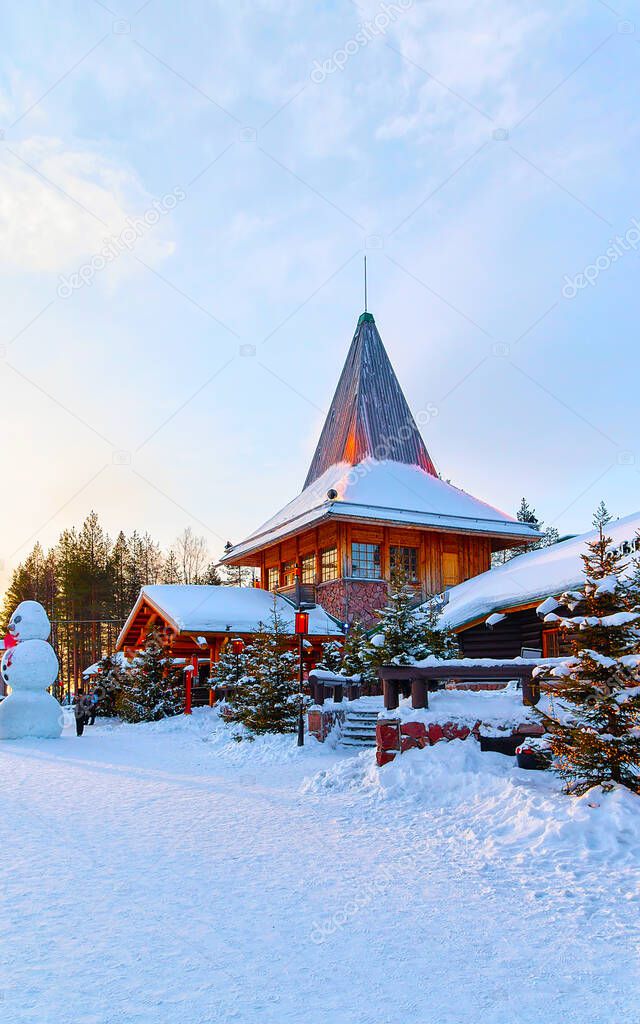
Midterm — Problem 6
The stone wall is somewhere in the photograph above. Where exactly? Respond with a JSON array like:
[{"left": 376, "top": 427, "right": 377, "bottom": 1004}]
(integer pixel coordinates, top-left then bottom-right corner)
[
  {"left": 375, "top": 717, "right": 545, "bottom": 767},
  {"left": 316, "top": 578, "right": 389, "bottom": 627},
  {"left": 308, "top": 707, "right": 347, "bottom": 742}
]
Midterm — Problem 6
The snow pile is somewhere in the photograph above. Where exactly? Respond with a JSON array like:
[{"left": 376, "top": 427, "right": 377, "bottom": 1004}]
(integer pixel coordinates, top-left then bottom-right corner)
[
  {"left": 105, "top": 707, "right": 334, "bottom": 767},
  {"left": 305, "top": 738, "right": 640, "bottom": 869},
  {"left": 378, "top": 684, "right": 543, "bottom": 727}
]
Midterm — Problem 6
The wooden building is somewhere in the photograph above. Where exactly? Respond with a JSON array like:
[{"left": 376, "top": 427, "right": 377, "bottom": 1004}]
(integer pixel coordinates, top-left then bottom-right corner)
[
  {"left": 439, "top": 511, "right": 640, "bottom": 658},
  {"left": 221, "top": 311, "right": 541, "bottom": 626},
  {"left": 116, "top": 585, "right": 344, "bottom": 700}
]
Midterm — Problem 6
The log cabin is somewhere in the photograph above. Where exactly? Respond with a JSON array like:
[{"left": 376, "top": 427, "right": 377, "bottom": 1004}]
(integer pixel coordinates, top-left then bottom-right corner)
[
  {"left": 438, "top": 510, "right": 640, "bottom": 658},
  {"left": 221, "top": 310, "right": 541, "bottom": 626},
  {"left": 115, "top": 585, "right": 344, "bottom": 703}
]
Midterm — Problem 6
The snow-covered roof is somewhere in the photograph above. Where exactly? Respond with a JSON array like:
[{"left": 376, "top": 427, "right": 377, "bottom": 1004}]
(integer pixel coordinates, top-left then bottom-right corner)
[
  {"left": 117, "top": 585, "right": 344, "bottom": 648},
  {"left": 222, "top": 459, "right": 541, "bottom": 562},
  {"left": 437, "top": 510, "right": 640, "bottom": 630}
]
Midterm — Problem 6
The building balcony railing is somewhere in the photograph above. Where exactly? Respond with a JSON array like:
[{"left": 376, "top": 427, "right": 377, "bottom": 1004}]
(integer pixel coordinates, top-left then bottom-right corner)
[{"left": 276, "top": 582, "right": 317, "bottom": 607}]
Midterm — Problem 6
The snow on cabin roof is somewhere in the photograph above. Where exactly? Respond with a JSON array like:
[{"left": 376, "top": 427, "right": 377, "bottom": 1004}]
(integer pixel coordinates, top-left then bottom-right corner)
[
  {"left": 437, "top": 510, "right": 640, "bottom": 630},
  {"left": 222, "top": 460, "right": 541, "bottom": 562},
  {"left": 117, "top": 585, "right": 344, "bottom": 647}
]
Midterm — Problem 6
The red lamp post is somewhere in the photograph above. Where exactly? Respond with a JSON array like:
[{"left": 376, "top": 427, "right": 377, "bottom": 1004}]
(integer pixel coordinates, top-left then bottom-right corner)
[
  {"left": 295, "top": 611, "right": 309, "bottom": 747},
  {"left": 184, "top": 657, "right": 198, "bottom": 716}
]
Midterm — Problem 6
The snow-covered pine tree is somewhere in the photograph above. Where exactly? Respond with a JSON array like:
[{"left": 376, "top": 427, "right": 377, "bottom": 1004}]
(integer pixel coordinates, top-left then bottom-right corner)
[
  {"left": 316, "top": 639, "right": 344, "bottom": 674},
  {"left": 226, "top": 601, "right": 303, "bottom": 734},
  {"left": 517, "top": 497, "right": 540, "bottom": 528},
  {"left": 366, "top": 579, "right": 458, "bottom": 672},
  {"left": 340, "top": 619, "right": 376, "bottom": 686},
  {"left": 415, "top": 600, "right": 460, "bottom": 660},
  {"left": 116, "top": 629, "right": 184, "bottom": 723},
  {"left": 210, "top": 638, "right": 247, "bottom": 689},
  {"left": 494, "top": 498, "right": 559, "bottom": 565},
  {"left": 536, "top": 503, "right": 640, "bottom": 794},
  {"left": 93, "top": 653, "right": 126, "bottom": 716}
]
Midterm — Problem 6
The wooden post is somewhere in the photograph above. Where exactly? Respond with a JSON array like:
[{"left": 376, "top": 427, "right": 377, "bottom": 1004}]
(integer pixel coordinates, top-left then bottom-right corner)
[
  {"left": 522, "top": 677, "right": 541, "bottom": 706},
  {"left": 383, "top": 679, "right": 399, "bottom": 710},
  {"left": 411, "top": 678, "right": 428, "bottom": 710}
]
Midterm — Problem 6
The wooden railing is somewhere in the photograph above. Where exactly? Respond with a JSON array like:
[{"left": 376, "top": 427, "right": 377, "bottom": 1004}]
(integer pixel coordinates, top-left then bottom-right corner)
[{"left": 276, "top": 582, "right": 317, "bottom": 606}]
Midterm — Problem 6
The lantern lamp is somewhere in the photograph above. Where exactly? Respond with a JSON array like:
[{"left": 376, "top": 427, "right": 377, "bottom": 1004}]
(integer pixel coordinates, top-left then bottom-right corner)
[
  {"left": 231, "top": 638, "right": 245, "bottom": 655},
  {"left": 294, "top": 611, "right": 309, "bottom": 635}
]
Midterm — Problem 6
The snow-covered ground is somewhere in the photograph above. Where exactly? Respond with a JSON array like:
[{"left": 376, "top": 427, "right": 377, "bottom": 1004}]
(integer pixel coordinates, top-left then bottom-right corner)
[{"left": 1, "top": 708, "right": 638, "bottom": 1024}]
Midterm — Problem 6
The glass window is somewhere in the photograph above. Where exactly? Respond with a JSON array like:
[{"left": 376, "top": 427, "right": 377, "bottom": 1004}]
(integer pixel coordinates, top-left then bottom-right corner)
[
  {"left": 351, "top": 542, "right": 381, "bottom": 579},
  {"left": 282, "top": 560, "right": 297, "bottom": 587},
  {"left": 320, "top": 547, "right": 338, "bottom": 582},
  {"left": 390, "top": 545, "right": 418, "bottom": 583},
  {"left": 301, "top": 553, "right": 315, "bottom": 584},
  {"left": 267, "top": 566, "right": 279, "bottom": 591}
]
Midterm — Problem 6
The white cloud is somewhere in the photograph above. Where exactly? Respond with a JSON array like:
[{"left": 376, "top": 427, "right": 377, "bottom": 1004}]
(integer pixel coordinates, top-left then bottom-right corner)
[
  {"left": 0, "top": 137, "right": 177, "bottom": 275},
  {"left": 375, "top": 1, "right": 567, "bottom": 144}
]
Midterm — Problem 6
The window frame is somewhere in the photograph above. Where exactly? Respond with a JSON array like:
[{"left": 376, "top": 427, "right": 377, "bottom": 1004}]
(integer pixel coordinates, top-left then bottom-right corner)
[
  {"left": 267, "top": 566, "right": 280, "bottom": 592},
  {"left": 390, "top": 545, "right": 419, "bottom": 583},
  {"left": 320, "top": 546, "right": 338, "bottom": 582},
  {"left": 301, "top": 553, "right": 316, "bottom": 584},
  {"left": 282, "top": 560, "right": 297, "bottom": 587},
  {"left": 351, "top": 542, "right": 382, "bottom": 580}
]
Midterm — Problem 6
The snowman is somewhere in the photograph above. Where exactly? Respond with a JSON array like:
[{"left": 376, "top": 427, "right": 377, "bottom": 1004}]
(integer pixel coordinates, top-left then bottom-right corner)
[{"left": 0, "top": 600, "right": 62, "bottom": 739}]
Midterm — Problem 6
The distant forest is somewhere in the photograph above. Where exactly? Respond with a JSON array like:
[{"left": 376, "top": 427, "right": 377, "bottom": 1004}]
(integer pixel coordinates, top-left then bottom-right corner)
[{"left": 2, "top": 512, "right": 253, "bottom": 690}]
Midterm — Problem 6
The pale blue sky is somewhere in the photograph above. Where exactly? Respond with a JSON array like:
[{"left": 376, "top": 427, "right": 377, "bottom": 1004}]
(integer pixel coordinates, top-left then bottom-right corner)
[{"left": 1, "top": 0, "right": 639, "bottom": 582}]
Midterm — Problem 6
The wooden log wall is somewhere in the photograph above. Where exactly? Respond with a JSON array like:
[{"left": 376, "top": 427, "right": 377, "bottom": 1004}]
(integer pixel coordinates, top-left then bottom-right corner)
[{"left": 256, "top": 522, "right": 492, "bottom": 596}]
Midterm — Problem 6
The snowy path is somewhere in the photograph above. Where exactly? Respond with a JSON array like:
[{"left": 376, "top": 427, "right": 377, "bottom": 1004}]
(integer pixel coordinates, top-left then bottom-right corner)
[{"left": 0, "top": 712, "right": 638, "bottom": 1024}]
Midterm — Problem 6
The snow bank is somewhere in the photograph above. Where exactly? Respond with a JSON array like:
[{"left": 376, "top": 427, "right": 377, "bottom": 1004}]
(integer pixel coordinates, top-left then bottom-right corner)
[
  {"left": 379, "top": 685, "right": 549, "bottom": 727},
  {"left": 305, "top": 739, "right": 640, "bottom": 869},
  {"left": 102, "top": 707, "right": 335, "bottom": 767}
]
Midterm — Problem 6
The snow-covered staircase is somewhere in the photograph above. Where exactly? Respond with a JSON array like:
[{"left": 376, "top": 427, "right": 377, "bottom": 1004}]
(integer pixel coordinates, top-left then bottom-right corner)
[{"left": 340, "top": 708, "right": 379, "bottom": 749}]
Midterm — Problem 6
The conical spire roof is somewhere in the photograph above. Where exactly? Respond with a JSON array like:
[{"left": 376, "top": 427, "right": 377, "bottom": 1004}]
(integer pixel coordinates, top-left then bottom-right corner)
[{"left": 304, "top": 312, "right": 437, "bottom": 488}]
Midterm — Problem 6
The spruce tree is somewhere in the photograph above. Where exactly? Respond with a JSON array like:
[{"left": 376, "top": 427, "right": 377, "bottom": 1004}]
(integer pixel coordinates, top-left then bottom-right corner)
[
  {"left": 210, "top": 638, "right": 247, "bottom": 690},
  {"left": 93, "top": 652, "right": 126, "bottom": 717},
  {"left": 226, "top": 602, "right": 302, "bottom": 734},
  {"left": 201, "top": 562, "right": 222, "bottom": 585},
  {"left": 340, "top": 620, "right": 376, "bottom": 685},
  {"left": 366, "top": 580, "right": 459, "bottom": 673},
  {"left": 316, "top": 639, "right": 344, "bottom": 674},
  {"left": 495, "top": 498, "right": 559, "bottom": 565},
  {"left": 162, "top": 550, "right": 182, "bottom": 585},
  {"left": 517, "top": 497, "right": 541, "bottom": 528},
  {"left": 116, "top": 629, "right": 184, "bottom": 723},
  {"left": 536, "top": 504, "right": 640, "bottom": 794}
]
